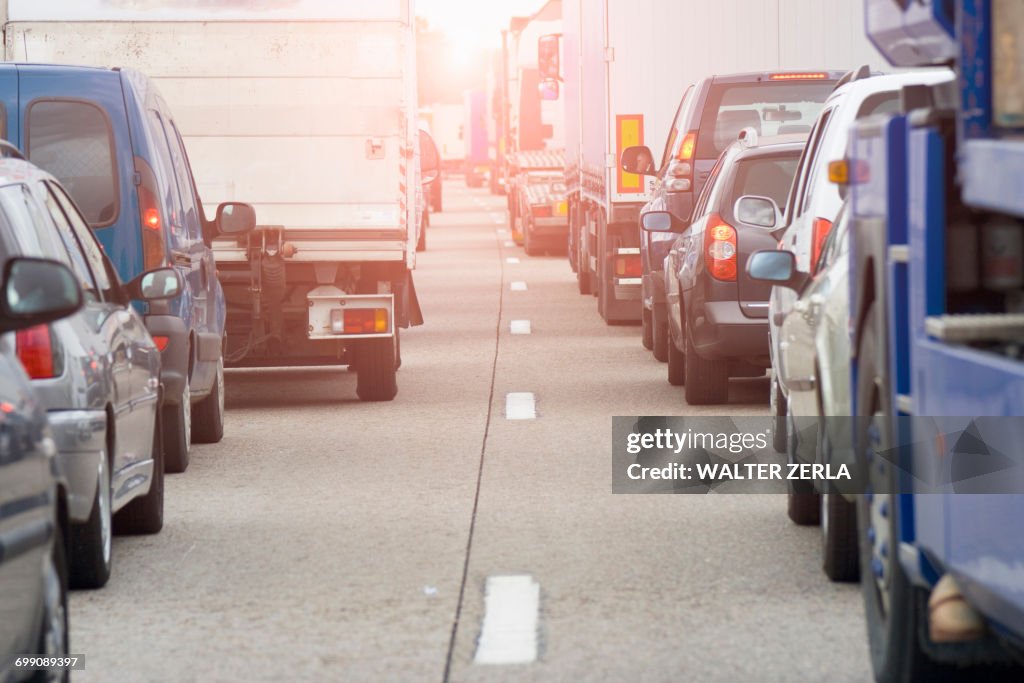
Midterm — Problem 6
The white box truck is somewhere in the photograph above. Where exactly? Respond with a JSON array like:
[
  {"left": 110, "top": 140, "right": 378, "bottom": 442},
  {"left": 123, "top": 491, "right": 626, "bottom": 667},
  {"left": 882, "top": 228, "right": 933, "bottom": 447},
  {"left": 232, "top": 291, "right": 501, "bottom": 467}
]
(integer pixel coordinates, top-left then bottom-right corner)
[
  {"left": 557, "top": 0, "right": 883, "bottom": 323},
  {"left": 3, "top": 0, "right": 435, "bottom": 401}
]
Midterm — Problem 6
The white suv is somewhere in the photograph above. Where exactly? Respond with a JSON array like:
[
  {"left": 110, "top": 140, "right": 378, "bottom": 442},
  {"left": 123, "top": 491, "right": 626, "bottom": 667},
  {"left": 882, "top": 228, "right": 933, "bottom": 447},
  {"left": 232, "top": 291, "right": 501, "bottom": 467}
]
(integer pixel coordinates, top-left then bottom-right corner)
[{"left": 769, "top": 68, "right": 953, "bottom": 453}]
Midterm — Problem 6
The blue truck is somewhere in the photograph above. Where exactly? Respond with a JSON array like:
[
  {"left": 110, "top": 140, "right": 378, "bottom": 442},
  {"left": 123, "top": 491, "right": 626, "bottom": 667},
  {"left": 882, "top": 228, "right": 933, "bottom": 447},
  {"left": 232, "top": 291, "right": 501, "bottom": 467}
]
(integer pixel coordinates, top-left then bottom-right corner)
[{"left": 851, "top": 0, "right": 1024, "bottom": 679}]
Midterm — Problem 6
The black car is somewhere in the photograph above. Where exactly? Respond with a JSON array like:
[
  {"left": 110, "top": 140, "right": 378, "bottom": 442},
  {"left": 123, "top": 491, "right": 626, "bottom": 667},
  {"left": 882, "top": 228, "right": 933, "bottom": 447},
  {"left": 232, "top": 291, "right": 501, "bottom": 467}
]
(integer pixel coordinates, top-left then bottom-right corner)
[
  {"left": 0, "top": 256, "right": 84, "bottom": 682},
  {"left": 643, "top": 134, "right": 804, "bottom": 405},
  {"left": 621, "top": 70, "right": 841, "bottom": 363}
]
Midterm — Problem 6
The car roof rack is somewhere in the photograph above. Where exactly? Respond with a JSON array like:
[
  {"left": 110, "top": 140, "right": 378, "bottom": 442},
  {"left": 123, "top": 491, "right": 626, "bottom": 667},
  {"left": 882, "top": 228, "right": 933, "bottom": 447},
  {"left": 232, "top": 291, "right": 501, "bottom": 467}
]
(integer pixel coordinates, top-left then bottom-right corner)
[
  {"left": 833, "top": 64, "right": 872, "bottom": 91},
  {"left": 0, "top": 140, "right": 26, "bottom": 160}
]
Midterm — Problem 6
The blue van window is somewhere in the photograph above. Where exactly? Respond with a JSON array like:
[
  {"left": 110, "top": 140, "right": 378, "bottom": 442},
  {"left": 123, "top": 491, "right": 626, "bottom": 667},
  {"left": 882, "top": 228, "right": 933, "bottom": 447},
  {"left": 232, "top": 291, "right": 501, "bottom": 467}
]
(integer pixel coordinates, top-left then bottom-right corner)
[
  {"left": 147, "top": 109, "right": 185, "bottom": 229},
  {"left": 26, "top": 100, "right": 119, "bottom": 228},
  {"left": 163, "top": 118, "right": 201, "bottom": 240}
]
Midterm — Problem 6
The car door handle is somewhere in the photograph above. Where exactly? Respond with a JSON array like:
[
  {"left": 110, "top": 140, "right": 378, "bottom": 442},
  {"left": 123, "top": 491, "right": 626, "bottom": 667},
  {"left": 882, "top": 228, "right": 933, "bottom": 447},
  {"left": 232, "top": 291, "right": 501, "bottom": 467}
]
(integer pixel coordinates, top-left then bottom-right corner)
[{"left": 170, "top": 251, "right": 193, "bottom": 267}]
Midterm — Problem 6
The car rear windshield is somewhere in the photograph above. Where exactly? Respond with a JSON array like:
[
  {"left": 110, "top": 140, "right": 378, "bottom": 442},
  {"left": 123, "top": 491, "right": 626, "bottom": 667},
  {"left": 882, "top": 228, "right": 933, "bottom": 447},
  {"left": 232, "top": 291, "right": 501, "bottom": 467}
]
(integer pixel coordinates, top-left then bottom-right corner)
[
  {"left": 732, "top": 154, "right": 801, "bottom": 209},
  {"left": 27, "top": 100, "right": 118, "bottom": 227},
  {"left": 698, "top": 81, "right": 834, "bottom": 158}
]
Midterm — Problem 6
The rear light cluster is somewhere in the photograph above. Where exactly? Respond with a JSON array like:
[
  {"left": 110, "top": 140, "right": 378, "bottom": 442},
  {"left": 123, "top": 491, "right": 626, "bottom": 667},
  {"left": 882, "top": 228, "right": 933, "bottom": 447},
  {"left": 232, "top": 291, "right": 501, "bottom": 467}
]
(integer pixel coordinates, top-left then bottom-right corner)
[
  {"left": 705, "top": 214, "right": 738, "bottom": 281},
  {"left": 615, "top": 254, "right": 642, "bottom": 278},
  {"left": 343, "top": 309, "right": 389, "bottom": 334},
  {"left": 135, "top": 157, "right": 166, "bottom": 271},
  {"left": 532, "top": 206, "right": 552, "bottom": 218},
  {"left": 16, "top": 325, "right": 60, "bottom": 379},
  {"left": 811, "top": 217, "right": 834, "bottom": 269},
  {"left": 668, "top": 130, "right": 698, "bottom": 192}
]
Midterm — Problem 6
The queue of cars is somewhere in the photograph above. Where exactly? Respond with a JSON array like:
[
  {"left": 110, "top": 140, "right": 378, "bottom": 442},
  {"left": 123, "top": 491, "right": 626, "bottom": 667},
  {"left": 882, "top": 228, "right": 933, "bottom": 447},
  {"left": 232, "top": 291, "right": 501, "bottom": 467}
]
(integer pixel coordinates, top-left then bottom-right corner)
[{"left": 0, "top": 64, "right": 256, "bottom": 680}]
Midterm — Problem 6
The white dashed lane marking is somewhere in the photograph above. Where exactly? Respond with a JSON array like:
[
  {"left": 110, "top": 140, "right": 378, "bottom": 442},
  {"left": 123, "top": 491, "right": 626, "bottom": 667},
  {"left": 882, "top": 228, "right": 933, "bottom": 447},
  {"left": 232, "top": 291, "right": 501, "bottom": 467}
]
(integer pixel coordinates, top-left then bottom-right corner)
[
  {"left": 504, "top": 393, "right": 536, "bottom": 420},
  {"left": 504, "top": 241, "right": 516, "bottom": 248},
  {"left": 510, "top": 320, "right": 532, "bottom": 335},
  {"left": 506, "top": 257, "right": 520, "bottom": 264},
  {"left": 510, "top": 281, "right": 527, "bottom": 292},
  {"left": 474, "top": 575, "right": 541, "bottom": 665}
]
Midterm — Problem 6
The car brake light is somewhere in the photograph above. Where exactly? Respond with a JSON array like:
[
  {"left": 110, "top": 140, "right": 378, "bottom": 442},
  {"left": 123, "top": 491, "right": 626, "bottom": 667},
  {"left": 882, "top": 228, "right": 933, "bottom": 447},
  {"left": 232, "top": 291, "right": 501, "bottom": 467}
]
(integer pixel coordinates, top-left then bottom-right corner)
[
  {"left": 16, "top": 325, "right": 58, "bottom": 379},
  {"left": 152, "top": 335, "right": 170, "bottom": 352},
  {"left": 769, "top": 72, "right": 828, "bottom": 80},
  {"left": 811, "top": 217, "right": 834, "bottom": 268},
  {"left": 532, "top": 205, "right": 552, "bottom": 218},
  {"left": 676, "top": 131, "right": 697, "bottom": 162},
  {"left": 343, "top": 309, "right": 389, "bottom": 334},
  {"left": 135, "top": 156, "right": 166, "bottom": 271},
  {"left": 615, "top": 254, "right": 642, "bottom": 278},
  {"left": 705, "top": 214, "right": 737, "bottom": 281}
]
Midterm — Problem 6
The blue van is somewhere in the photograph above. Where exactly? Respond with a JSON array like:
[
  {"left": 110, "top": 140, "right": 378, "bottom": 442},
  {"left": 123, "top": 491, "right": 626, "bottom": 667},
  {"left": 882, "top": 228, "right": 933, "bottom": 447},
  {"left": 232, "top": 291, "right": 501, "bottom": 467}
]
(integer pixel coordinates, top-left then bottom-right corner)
[{"left": 0, "top": 64, "right": 255, "bottom": 473}]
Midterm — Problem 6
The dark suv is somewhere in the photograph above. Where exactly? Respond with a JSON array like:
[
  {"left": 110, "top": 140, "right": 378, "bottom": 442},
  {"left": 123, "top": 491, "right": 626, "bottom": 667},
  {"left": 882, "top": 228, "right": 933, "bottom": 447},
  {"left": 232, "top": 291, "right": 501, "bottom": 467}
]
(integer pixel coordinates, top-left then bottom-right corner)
[{"left": 622, "top": 71, "right": 842, "bottom": 363}]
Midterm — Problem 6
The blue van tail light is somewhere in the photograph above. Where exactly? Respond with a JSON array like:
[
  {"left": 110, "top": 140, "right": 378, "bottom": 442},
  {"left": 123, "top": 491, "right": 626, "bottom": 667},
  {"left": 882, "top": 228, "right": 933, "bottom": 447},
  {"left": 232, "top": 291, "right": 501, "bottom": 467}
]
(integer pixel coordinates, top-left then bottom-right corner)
[{"left": 134, "top": 157, "right": 166, "bottom": 271}]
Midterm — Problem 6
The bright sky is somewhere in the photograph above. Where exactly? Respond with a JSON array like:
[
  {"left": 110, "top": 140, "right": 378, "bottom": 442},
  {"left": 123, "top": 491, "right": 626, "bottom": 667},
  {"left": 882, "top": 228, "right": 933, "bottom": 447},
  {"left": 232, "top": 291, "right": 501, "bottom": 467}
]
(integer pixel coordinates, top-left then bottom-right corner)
[{"left": 417, "top": 0, "right": 546, "bottom": 49}]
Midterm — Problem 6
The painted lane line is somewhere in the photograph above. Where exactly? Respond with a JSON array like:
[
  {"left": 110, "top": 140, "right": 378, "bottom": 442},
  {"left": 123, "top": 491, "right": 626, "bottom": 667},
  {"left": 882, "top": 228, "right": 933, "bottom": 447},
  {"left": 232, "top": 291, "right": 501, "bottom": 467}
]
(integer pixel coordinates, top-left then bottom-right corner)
[
  {"left": 510, "top": 320, "right": 532, "bottom": 335},
  {"left": 506, "top": 257, "right": 520, "bottom": 264},
  {"left": 510, "top": 281, "right": 527, "bottom": 292},
  {"left": 505, "top": 393, "right": 536, "bottom": 420},
  {"left": 474, "top": 575, "right": 541, "bottom": 665}
]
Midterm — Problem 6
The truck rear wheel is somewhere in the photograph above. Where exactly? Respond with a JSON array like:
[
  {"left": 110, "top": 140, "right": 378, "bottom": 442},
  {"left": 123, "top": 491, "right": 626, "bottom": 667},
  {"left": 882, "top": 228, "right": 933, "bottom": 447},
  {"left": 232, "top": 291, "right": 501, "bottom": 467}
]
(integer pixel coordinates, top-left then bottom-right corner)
[{"left": 356, "top": 332, "right": 399, "bottom": 402}]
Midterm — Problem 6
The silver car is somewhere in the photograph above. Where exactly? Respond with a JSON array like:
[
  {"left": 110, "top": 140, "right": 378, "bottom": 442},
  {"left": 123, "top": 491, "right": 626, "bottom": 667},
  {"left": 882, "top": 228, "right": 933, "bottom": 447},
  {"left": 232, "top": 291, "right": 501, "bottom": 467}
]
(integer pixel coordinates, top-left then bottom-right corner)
[{"left": 0, "top": 157, "right": 181, "bottom": 589}]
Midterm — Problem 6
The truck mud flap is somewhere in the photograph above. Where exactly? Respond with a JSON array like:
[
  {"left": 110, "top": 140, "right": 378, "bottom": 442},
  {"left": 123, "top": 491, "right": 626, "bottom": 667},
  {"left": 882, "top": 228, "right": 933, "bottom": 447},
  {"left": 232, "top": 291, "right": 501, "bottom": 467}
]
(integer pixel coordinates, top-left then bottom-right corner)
[{"left": 400, "top": 271, "right": 424, "bottom": 328}]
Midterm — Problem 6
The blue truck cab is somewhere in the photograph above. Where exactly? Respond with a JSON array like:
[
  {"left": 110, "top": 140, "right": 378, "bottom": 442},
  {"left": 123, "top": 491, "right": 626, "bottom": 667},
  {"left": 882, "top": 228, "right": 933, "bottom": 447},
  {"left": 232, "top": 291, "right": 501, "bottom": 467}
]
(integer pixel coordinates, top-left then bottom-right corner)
[
  {"left": 851, "top": 1, "right": 1024, "bottom": 679},
  {"left": 0, "top": 64, "right": 255, "bottom": 473}
]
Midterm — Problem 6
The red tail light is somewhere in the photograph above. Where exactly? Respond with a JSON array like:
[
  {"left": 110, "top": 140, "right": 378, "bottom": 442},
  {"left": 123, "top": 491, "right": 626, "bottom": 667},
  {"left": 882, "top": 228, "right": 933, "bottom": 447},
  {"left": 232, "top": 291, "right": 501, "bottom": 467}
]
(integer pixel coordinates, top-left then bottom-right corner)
[
  {"left": 705, "top": 214, "right": 737, "bottom": 281},
  {"left": 811, "top": 217, "right": 834, "bottom": 269},
  {"left": 135, "top": 157, "right": 166, "bottom": 271},
  {"left": 16, "top": 325, "right": 58, "bottom": 379},
  {"left": 152, "top": 335, "right": 170, "bottom": 352},
  {"left": 532, "top": 205, "right": 552, "bottom": 218},
  {"left": 615, "top": 254, "right": 642, "bottom": 278},
  {"left": 343, "top": 308, "right": 389, "bottom": 334}
]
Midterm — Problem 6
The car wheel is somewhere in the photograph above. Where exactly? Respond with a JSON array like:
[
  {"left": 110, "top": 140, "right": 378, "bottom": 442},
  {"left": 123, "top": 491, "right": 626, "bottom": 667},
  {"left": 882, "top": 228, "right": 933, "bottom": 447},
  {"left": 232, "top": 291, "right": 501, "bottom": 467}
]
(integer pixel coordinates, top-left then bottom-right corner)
[
  {"left": 69, "top": 451, "right": 112, "bottom": 589},
  {"left": 667, "top": 332, "right": 686, "bottom": 386},
  {"left": 34, "top": 522, "right": 69, "bottom": 683},
  {"left": 192, "top": 357, "right": 225, "bottom": 444},
  {"left": 163, "top": 382, "right": 191, "bottom": 473},
  {"left": 771, "top": 373, "right": 787, "bottom": 453},
  {"left": 641, "top": 308, "right": 654, "bottom": 350},
  {"left": 786, "top": 403, "right": 820, "bottom": 525},
  {"left": 683, "top": 327, "right": 728, "bottom": 404},
  {"left": 113, "top": 408, "right": 164, "bottom": 535},
  {"left": 822, "top": 491, "right": 859, "bottom": 582},
  {"left": 652, "top": 304, "right": 669, "bottom": 363},
  {"left": 356, "top": 331, "right": 398, "bottom": 402}
]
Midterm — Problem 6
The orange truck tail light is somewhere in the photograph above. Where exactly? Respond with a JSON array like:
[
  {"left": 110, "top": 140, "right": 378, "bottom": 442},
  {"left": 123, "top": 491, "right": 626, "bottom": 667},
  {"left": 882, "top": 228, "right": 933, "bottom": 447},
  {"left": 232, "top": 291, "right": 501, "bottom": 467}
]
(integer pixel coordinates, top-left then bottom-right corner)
[
  {"left": 705, "top": 214, "right": 738, "bottom": 281},
  {"left": 811, "top": 217, "right": 834, "bottom": 268},
  {"left": 615, "top": 254, "right": 642, "bottom": 278},
  {"left": 532, "top": 205, "right": 553, "bottom": 218},
  {"left": 135, "top": 157, "right": 166, "bottom": 271},
  {"left": 343, "top": 308, "right": 389, "bottom": 334},
  {"left": 16, "top": 325, "right": 58, "bottom": 379}
]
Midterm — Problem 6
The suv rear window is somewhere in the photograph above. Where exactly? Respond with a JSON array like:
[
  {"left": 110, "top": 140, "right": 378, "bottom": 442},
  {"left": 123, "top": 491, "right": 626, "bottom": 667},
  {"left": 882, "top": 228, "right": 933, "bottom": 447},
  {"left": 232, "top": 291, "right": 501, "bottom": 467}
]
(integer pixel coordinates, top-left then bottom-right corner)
[
  {"left": 732, "top": 154, "right": 801, "bottom": 208},
  {"left": 698, "top": 82, "right": 834, "bottom": 158},
  {"left": 27, "top": 100, "right": 118, "bottom": 227}
]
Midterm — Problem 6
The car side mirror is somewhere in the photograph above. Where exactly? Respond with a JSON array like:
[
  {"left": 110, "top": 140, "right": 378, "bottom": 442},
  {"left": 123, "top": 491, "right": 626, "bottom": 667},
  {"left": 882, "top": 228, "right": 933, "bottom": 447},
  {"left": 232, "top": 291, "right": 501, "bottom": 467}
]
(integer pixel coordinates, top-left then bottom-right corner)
[
  {"left": 734, "top": 195, "right": 781, "bottom": 229},
  {"left": 0, "top": 257, "right": 83, "bottom": 334},
  {"left": 746, "top": 250, "right": 807, "bottom": 291},
  {"left": 621, "top": 145, "right": 657, "bottom": 176},
  {"left": 126, "top": 267, "right": 183, "bottom": 302},
  {"left": 641, "top": 211, "right": 683, "bottom": 233},
  {"left": 216, "top": 202, "right": 257, "bottom": 236},
  {"left": 419, "top": 129, "right": 440, "bottom": 185}
]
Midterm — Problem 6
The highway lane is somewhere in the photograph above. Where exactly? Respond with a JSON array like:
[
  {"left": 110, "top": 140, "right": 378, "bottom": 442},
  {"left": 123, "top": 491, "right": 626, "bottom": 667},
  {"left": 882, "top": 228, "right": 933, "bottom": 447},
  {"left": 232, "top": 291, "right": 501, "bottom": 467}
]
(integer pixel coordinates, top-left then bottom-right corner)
[{"left": 68, "top": 182, "right": 871, "bottom": 682}]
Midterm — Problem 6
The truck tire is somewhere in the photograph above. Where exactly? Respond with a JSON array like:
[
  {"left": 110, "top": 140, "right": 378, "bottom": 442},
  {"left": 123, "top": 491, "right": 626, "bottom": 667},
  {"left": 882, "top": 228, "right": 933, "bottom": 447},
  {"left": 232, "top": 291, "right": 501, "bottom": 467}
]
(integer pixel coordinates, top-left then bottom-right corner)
[
  {"left": 114, "top": 410, "right": 164, "bottom": 535},
  {"left": 684, "top": 328, "right": 728, "bottom": 404},
  {"left": 192, "top": 357, "right": 224, "bottom": 444},
  {"left": 417, "top": 221, "right": 426, "bottom": 252},
  {"left": 356, "top": 332, "right": 398, "bottom": 402},
  {"left": 652, "top": 304, "right": 669, "bottom": 363},
  {"left": 641, "top": 308, "right": 653, "bottom": 350},
  {"left": 163, "top": 382, "right": 191, "bottom": 474},
  {"left": 70, "top": 450, "right": 112, "bottom": 589}
]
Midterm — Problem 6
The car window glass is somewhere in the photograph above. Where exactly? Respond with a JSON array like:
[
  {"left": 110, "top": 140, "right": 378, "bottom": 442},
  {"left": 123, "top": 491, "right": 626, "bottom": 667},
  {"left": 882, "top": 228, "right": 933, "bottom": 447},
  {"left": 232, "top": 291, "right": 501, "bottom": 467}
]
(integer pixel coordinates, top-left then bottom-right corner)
[
  {"left": 26, "top": 100, "right": 119, "bottom": 227},
  {"left": 148, "top": 109, "right": 185, "bottom": 224},
  {"left": 48, "top": 182, "right": 117, "bottom": 298},
  {"left": 158, "top": 114, "right": 200, "bottom": 240},
  {"left": 659, "top": 86, "right": 693, "bottom": 171},
  {"left": 733, "top": 154, "right": 801, "bottom": 207},
  {"left": 168, "top": 119, "right": 204, "bottom": 235},
  {"left": 3, "top": 183, "right": 100, "bottom": 302},
  {"left": 693, "top": 152, "right": 728, "bottom": 220},
  {"left": 800, "top": 112, "right": 839, "bottom": 214},
  {"left": 697, "top": 81, "right": 834, "bottom": 158},
  {"left": 795, "top": 107, "right": 834, "bottom": 215}
]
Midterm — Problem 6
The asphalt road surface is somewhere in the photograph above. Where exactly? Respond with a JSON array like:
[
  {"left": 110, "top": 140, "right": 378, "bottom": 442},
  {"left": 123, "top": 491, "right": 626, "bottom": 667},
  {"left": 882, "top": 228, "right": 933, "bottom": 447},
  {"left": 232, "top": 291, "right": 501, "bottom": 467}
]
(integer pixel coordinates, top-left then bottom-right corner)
[{"left": 69, "top": 183, "right": 872, "bottom": 682}]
